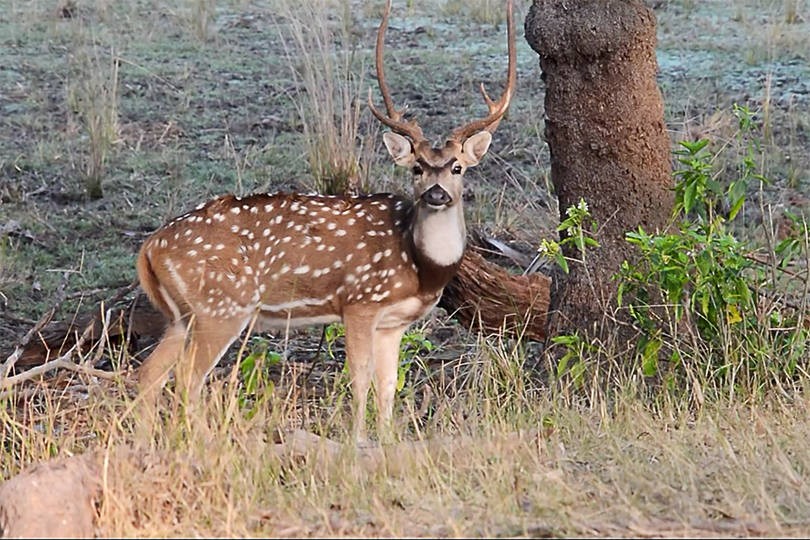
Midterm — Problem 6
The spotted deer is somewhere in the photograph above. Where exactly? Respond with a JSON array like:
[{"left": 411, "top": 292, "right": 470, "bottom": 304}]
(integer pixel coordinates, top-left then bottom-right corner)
[{"left": 135, "top": 0, "right": 515, "bottom": 441}]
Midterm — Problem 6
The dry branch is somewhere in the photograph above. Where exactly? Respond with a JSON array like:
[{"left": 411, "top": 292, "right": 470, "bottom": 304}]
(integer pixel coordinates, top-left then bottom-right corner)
[
  {"left": 0, "top": 281, "right": 140, "bottom": 396},
  {"left": 2, "top": 280, "right": 148, "bottom": 370},
  {"left": 0, "top": 321, "right": 111, "bottom": 399},
  {"left": 1, "top": 272, "right": 70, "bottom": 379}
]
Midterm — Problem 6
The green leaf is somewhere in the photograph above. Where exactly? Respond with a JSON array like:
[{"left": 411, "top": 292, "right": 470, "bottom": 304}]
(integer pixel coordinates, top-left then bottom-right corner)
[
  {"left": 736, "top": 280, "right": 752, "bottom": 306},
  {"left": 729, "top": 195, "right": 745, "bottom": 221},
  {"left": 583, "top": 237, "right": 600, "bottom": 247},
  {"left": 642, "top": 337, "right": 661, "bottom": 376},
  {"left": 707, "top": 179, "right": 723, "bottom": 195},
  {"left": 775, "top": 237, "right": 795, "bottom": 254},
  {"left": 396, "top": 366, "right": 406, "bottom": 392},
  {"left": 570, "top": 360, "right": 586, "bottom": 386},
  {"left": 684, "top": 181, "right": 697, "bottom": 215},
  {"left": 556, "top": 252, "right": 569, "bottom": 274},
  {"left": 678, "top": 138, "right": 709, "bottom": 154},
  {"left": 556, "top": 354, "right": 571, "bottom": 379},
  {"left": 240, "top": 354, "right": 256, "bottom": 379}
]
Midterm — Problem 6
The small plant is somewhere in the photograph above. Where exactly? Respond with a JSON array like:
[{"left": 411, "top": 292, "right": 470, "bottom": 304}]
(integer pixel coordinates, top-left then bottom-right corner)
[
  {"left": 277, "top": 0, "right": 370, "bottom": 195},
  {"left": 549, "top": 331, "right": 595, "bottom": 389},
  {"left": 396, "top": 329, "right": 434, "bottom": 392},
  {"left": 324, "top": 322, "right": 345, "bottom": 361},
  {"left": 189, "top": 0, "right": 217, "bottom": 42},
  {"left": 785, "top": 0, "right": 799, "bottom": 24},
  {"left": 237, "top": 337, "right": 281, "bottom": 419},
  {"left": 537, "top": 198, "right": 599, "bottom": 274},
  {"left": 616, "top": 105, "right": 808, "bottom": 389},
  {"left": 443, "top": 0, "right": 505, "bottom": 25}
]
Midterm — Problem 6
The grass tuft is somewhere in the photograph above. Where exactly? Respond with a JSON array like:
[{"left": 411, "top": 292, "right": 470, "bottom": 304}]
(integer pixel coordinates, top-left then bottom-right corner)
[
  {"left": 68, "top": 41, "right": 120, "bottom": 199},
  {"left": 276, "top": 0, "right": 374, "bottom": 196},
  {"left": 188, "top": 0, "right": 217, "bottom": 42}
]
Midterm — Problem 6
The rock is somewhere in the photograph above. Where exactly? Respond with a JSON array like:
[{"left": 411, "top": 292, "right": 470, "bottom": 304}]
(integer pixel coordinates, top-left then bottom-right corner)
[{"left": 0, "top": 454, "right": 101, "bottom": 538}]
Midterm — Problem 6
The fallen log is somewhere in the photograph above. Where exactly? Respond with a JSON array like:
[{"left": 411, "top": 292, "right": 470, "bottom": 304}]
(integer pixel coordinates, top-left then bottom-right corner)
[
  {"left": 2, "top": 289, "right": 165, "bottom": 371},
  {"left": 439, "top": 250, "right": 551, "bottom": 342}
]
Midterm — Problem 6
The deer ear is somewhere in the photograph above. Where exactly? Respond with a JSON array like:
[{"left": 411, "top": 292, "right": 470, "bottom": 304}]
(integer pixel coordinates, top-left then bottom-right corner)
[
  {"left": 461, "top": 131, "right": 493, "bottom": 167},
  {"left": 383, "top": 132, "right": 415, "bottom": 166}
]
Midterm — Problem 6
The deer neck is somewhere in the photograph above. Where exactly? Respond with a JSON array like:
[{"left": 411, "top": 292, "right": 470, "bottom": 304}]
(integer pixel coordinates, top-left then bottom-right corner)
[{"left": 409, "top": 201, "right": 466, "bottom": 293}]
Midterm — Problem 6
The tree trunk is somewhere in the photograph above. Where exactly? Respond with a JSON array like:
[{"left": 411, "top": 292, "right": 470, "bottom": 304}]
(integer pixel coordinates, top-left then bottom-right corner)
[{"left": 524, "top": 0, "right": 673, "bottom": 339}]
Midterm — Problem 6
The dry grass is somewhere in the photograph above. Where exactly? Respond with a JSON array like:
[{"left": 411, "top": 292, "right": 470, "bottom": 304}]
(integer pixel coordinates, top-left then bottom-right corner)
[
  {"left": 442, "top": 0, "right": 531, "bottom": 25},
  {"left": 275, "top": 0, "right": 375, "bottom": 196},
  {"left": 187, "top": 0, "right": 217, "bottom": 42},
  {"left": 4, "top": 340, "right": 810, "bottom": 537},
  {"left": 67, "top": 41, "right": 120, "bottom": 199}
]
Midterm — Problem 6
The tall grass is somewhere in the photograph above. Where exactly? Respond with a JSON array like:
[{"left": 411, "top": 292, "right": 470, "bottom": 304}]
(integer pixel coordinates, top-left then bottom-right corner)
[
  {"left": 443, "top": 0, "right": 506, "bottom": 24},
  {"left": 275, "top": 0, "right": 375, "bottom": 195},
  {"left": 188, "top": 0, "right": 217, "bottom": 42},
  {"left": 68, "top": 42, "right": 120, "bottom": 199},
  {"left": 5, "top": 328, "right": 810, "bottom": 535}
]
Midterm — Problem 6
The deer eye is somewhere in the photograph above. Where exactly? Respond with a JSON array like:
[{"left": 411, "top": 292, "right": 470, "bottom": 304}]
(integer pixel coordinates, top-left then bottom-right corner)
[
  {"left": 452, "top": 165, "right": 462, "bottom": 175},
  {"left": 412, "top": 165, "right": 423, "bottom": 175}
]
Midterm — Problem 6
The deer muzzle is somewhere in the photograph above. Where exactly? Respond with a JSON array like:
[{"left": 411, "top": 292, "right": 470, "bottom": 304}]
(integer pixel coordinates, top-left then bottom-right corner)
[{"left": 421, "top": 184, "right": 452, "bottom": 208}]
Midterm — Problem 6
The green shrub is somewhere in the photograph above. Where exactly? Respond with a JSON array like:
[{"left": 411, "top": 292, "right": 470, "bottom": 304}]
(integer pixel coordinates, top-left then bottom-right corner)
[{"left": 616, "top": 105, "right": 808, "bottom": 393}]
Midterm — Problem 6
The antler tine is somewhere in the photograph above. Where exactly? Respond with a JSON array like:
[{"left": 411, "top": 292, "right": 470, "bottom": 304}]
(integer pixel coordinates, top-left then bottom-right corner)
[
  {"left": 375, "top": 0, "right": 401, "bottom": 121},
  {"left": 450, "top": 0, "right": 516, "bottom": 142},
  {"left": 367, "top": 0, "right": 425, "bottom": 143}
]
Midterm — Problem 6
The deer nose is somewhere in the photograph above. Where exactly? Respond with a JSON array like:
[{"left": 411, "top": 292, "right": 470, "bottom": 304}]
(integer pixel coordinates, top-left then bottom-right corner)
[{"left": 422, "top": 184, "right": 451, "bottom": 207}]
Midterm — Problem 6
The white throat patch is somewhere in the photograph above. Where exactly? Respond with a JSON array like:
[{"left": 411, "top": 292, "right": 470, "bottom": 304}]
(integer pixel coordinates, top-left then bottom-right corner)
[{"left": 413, "top": 204, "right": 465, "bottom": 267}]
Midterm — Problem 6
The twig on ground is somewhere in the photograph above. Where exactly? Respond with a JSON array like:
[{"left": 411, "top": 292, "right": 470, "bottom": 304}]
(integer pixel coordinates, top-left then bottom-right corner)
[
  {"left": 302, "top": 324, "right": 328, "bottom": 386},
  {"left": 77, "top": 280, "right": 139, "bottom": 369},
  {"left": 0, "top": 321, "right": 117, "bottom": 399},
  {"left": 65, "top": 286, "right": 121, "bottom": 300},
  {"left": 1, "top": 272, "right": 70, "bottom": 380},
  {"left": 745, "top": 252, "right": 807, "bottom": 283},
  {"left": 0, "top": 279, "right": 139, "bottom": 396}
]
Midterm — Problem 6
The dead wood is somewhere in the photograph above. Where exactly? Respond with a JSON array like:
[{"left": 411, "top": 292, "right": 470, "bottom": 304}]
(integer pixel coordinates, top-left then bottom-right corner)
[
  {"left": 2, "top": 283, "right": 161, "bottom": 371},
  {"left": 1, "top": 272, "right": 70, "bottom": 379},
  {"left": 439, "top": 250, "right": 551, "bottom": 342}
]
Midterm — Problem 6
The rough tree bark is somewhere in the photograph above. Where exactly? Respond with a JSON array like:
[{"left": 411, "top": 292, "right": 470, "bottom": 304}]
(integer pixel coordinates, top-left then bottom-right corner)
[{"left": 524, "top": 0, "right": 673, "bottom": 339}]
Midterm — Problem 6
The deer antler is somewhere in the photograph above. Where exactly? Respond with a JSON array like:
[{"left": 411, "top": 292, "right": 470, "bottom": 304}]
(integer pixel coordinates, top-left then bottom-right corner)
[
  {"left": 367, "top": 0, "right": 426, "bottom": 144},
  {"left": 450, "top": 0, "right": 516, "bottom": 142}
]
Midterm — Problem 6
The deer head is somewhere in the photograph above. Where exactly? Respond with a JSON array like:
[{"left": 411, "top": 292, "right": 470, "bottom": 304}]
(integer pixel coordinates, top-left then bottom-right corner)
[{"left": 368, "top": 0, "right": 516, "bottom": 215}]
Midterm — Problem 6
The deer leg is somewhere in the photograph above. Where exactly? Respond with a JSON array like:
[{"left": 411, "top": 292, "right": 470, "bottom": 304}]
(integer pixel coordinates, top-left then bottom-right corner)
[
  {"left": 137, "top": 320, "right": 189, "bottom": 428},
  {"left": 174, "top": 314, "right": 251, "bottom": 408},
  {"left": 343, "top": 308, "right": 378, "bottom": 443},
  {"left": 373, "top": 324, "right": 408, "bottom": 443}
]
